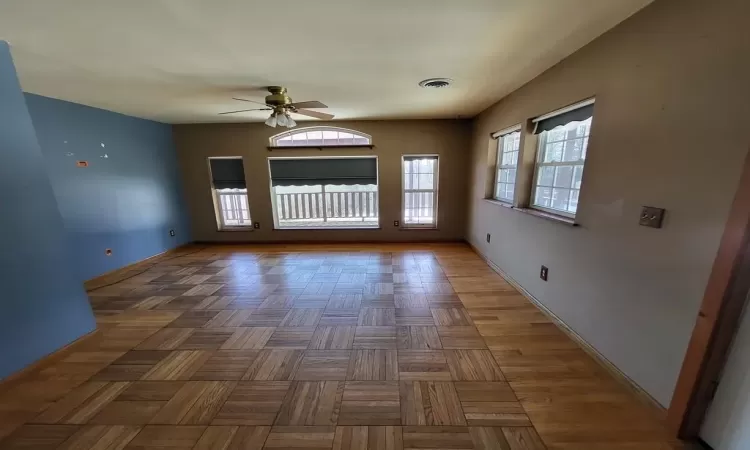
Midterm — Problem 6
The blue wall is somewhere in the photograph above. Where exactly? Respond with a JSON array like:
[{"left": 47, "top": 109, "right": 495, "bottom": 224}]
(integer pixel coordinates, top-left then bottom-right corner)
[
  {"left": 25, "top": 94, "right": 190, "bottom": 281},
  {"left": 0, "top": 42, "right": 95, "bottom": 379}
]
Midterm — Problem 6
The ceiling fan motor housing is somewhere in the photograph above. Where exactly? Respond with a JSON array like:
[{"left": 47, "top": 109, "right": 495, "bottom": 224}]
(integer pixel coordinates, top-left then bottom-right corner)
[{"left": 265, "top": 86, "right": 292, "bottom": 108}]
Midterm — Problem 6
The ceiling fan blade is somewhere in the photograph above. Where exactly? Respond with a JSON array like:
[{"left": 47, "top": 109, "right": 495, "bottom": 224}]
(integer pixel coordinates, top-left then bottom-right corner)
[
  {"left": 294, "top": 109, "right": 334, "bottom": 120},
  {"left": 289, "top": 100, "right": 328, "bottom": 109},
  {"left": 232, "top": 97, "right": 271, "bottom": 107},
  {"left": 218, "top": 108, "right": 271, "bottom": 115}
]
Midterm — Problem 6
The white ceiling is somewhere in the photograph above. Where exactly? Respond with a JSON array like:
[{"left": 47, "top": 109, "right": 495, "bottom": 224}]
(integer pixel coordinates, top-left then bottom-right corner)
[{"left": 0, "top": 0, "right": 652, "bottom": 124}]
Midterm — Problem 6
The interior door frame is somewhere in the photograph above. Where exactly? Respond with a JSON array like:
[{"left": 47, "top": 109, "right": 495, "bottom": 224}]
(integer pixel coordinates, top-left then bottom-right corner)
[{"left": 667, "top": 147, "right": 750, "bottom": 438}]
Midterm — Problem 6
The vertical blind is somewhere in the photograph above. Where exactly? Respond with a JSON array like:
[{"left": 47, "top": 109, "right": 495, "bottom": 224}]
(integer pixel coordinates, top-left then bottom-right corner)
[{"left": 209, "top": 158, "right": 246, "bottom": 189}]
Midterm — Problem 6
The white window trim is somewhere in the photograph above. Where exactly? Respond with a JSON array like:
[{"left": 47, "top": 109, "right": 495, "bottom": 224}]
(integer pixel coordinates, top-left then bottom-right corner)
[
  {"left": 530, "top": 120, "right": 591, "bottom": 219},
  {"left": 493, "top": 126, "right": 521, "bottom": 204},
  {"left": 207, "top": 157, "right": 253, "bottom": 230},
  {"left": 270, "top": 126, "right": 372, "bottom": 147},
  {"left": 401, "top": 155, "right": 439, "bottom": 229}
]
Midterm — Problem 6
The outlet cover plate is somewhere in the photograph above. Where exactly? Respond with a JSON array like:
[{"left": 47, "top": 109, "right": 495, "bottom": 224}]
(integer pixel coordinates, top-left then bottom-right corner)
[
  {"left": 639, "top": 206, "right": 665, "bottom": 228},
  {"left": 540, "top": 265, "right": 549, "bottom": 281},
  {"left": 253, "top": 222, "right": 261, "bottom": 229},
  {"left": 394, "top": 220, "right": 399, "bottom": 227},
  {"left": 169, "top": 229, "right": 175, "bottom": 237}
]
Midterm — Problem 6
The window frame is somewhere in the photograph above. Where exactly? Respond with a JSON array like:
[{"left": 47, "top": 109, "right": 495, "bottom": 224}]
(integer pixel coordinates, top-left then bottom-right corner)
[
  {"left": 530, "top": 116, "right": 592, "bottom": 219},
  {"left": 492, "top": 125, "right": 522, "bottom": 204},
  {"left": 266, "top": 155, "right": 381, "bottom": 230},
  {"left": 269, "top": 126, "right": 372, "bottom": 147},
  {"left": 401, "top": 154, "right": 440, "bottom": 229},
  {"left": 207, "top": 156, "right": 252, "bottom": 231}
]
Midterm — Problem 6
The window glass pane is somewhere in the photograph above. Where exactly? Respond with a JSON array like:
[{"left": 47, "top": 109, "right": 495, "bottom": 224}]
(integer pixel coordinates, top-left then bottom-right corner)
[
  {"left": 562, "top": 139, "right": 582, "bottom": 161},
  {"left": 504, "top": 183, "right": 514, "bottom": 200},
  {"left": 404, "top": 160, "right": 413, "bottom": 174},
  {"left": 419, "top": 173, "right": 434, "bottom": 190},
  {"left": 507, "top": 168, "right": 516, "bottom": 183},
  {"left": 495, "top": 183, "right": 503, "bottom": 199},
  {"left": 412, "top": 173, "right": 419, "bottom": 189},
  {"left": 405, "top": 172, "right": 411, "bottom": 190},
  {"left": 551, "top": 188, "right": 570, "bottom": 211},
  {"left": 419, "top": 159, "right": 433, "bottom": 173},
  {"left": 535, "top": 187, "right": 552, "bottom": 207},
  {"left": 569, "top": 189, "right": 580, "bottom": 213},
  {"left": 510, "top": 150, "right": 518, "bottom": 165},
  {"left": 538, "top": 166, "right": 555, "bottom": 186},
  {"left": 544, "top": 142, "right": 564, "bottom": 162},
  {"left": 547, "top": 128, "right": 567, "bottom": 142},
  {"left": 554, "top": 166, "right": 574, "bottom": 188},
  {"left": 582, "top": 137, "right": 589, "bottom": 160},
  {"left": 573, "top": 165, "right": 584, "bottom": 189}
]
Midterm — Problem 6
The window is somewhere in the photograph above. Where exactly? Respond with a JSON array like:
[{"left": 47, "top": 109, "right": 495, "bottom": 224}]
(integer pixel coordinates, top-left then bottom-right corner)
[
  {"left": 493, "top": 127, "right": 521, "bottom": 202},
  {"left": 402, "top": 155, "right": 438, "bottom": 227},
  {"left": 271, "top": 126, "right": 372, "bottom": 147},
  {"left": 268, "top": 157, "right": 379, "bottom": 229},
  {"left": 531, "top": 100, "right": 594, "bottom": 217},
  {"left": 208, "top": 157, "right": 252, "bottom": 229}
]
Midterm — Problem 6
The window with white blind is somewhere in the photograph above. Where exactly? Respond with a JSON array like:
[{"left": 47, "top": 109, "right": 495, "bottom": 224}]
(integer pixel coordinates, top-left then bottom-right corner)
[
  {"left": 493, "top": 127, "right": 521, "bottom": 202},
  {"left": 531, "top": 107, "right": 593, "bottom": 217},
  {"left": 402, "top": 155, "right": 438, "bottom": 227}
]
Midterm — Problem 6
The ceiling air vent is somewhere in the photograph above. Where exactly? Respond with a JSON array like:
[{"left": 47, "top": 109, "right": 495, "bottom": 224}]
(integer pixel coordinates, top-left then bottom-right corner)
[{"left": 418, "top": 78, "right": 453, "bottom": 88}]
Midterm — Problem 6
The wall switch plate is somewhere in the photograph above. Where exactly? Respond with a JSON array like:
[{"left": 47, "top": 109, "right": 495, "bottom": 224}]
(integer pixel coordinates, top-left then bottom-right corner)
[
  {"left": 253, "top": 222, "right": 260, "bottom": 229},
  {"left": 540, "top": 265, "right": 549, "bottom": 281},
  {"left": 639, "top": 206, "right": 665, "bottom": 228},
  {"left": 486, "top": 233, "right": 491, "bottom": 243},
  {"left": 394, "top": 220, "right": 399, "bottom": 227},
  {"left": 169, "top": 229, "right": 175, "bottom": 237}
]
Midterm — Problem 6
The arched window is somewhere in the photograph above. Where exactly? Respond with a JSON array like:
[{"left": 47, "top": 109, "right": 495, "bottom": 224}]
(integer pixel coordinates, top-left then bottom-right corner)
[{"left": 270, "top": 126, "right": 372, "bottom": 147}]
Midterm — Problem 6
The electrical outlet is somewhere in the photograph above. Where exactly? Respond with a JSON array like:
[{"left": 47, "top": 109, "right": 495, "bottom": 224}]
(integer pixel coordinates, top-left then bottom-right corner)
[
  {"left": 486, "top": 233, "right": 491, "bottom": 243},
  {"left": 639, "top": 206, "right": 665, "bottom": 228},
  {"left": 394, "top": 220, "right": 400, "bottom": 227},
  {"left": 540, "top": 265, "right": 549, "bottom": 281},
  {"left": 169, "top": 229, "right": 175, "bottom": 237},
  {"left": 253, "top": 222, "right": 260, "bottom": 229}
]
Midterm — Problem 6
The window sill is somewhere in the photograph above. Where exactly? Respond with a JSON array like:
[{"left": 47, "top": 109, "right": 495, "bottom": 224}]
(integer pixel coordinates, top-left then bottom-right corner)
[
  {"left": 483, "top": 198, "right": 514, "bottom": 209},
  {"left": 218, "top": 227, "right": 254, "bottom": 232},
  {"left": 483, "top": 199, "right": 578, "bottom": 227},
  {"left": 399, "top": 226, "right": 438, "bottom": 231}
]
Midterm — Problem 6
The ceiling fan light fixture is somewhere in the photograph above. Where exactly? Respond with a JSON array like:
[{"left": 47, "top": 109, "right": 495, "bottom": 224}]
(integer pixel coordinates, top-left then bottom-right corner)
[
  {"left": 276, "top": 112, "right": 288, "bottom": 127},
  {"left": 265, "top": 113, "right": 277, "bottom": 128},
  {"left": 285, "top": 113, "right": 296, "bottom": 128}
]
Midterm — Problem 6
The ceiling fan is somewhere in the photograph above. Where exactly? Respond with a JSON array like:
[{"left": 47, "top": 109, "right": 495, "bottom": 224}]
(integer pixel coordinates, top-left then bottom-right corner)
[{"left": 219, "top": 86, "right": 334, "bottom": 128}]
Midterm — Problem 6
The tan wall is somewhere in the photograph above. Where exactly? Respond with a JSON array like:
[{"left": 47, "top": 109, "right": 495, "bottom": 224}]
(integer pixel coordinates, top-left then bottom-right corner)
[
  {"left": 173, "top": 120, "right": 471, "bottom": 243},
  {"left": 466, "top": 0, "right": 750, "bottom": 406}
]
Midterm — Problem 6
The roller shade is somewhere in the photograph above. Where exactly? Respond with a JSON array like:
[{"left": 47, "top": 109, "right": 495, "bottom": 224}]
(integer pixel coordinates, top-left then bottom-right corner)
[
  {"left": 533, "top": 102, "right": 594, "bottom": 135},
  {"left": 269, "top": 158, "right": 377, "bottom": 187},
  {"left": 210, "top": 158, "right": 246, "bottom": 189}
]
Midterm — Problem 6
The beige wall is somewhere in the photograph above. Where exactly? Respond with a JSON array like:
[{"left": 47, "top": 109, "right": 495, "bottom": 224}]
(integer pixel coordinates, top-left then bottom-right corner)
[
  {"left": 466, "top": 0, "right": 750, "bottom": 406},
  {"left": 173, "top": 120, "right": 471, "bottom": 243}
]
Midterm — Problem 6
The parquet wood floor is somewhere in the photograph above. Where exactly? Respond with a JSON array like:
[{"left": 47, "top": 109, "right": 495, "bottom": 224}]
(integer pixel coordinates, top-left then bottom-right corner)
[{"left": 0, "top": 244, "right": 682, "bottom": 449}]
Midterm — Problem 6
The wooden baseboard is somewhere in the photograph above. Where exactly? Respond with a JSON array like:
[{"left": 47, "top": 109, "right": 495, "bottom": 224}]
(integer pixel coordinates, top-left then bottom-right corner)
[
  {"left": 84, "top": 244, "right": 200, "bottom": 291},
  {"left": 192, "top": 239, "right": 465, "bottom": 246},
  {"left": 468, "top": 242, "right": 667, "bottom": 419}
]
